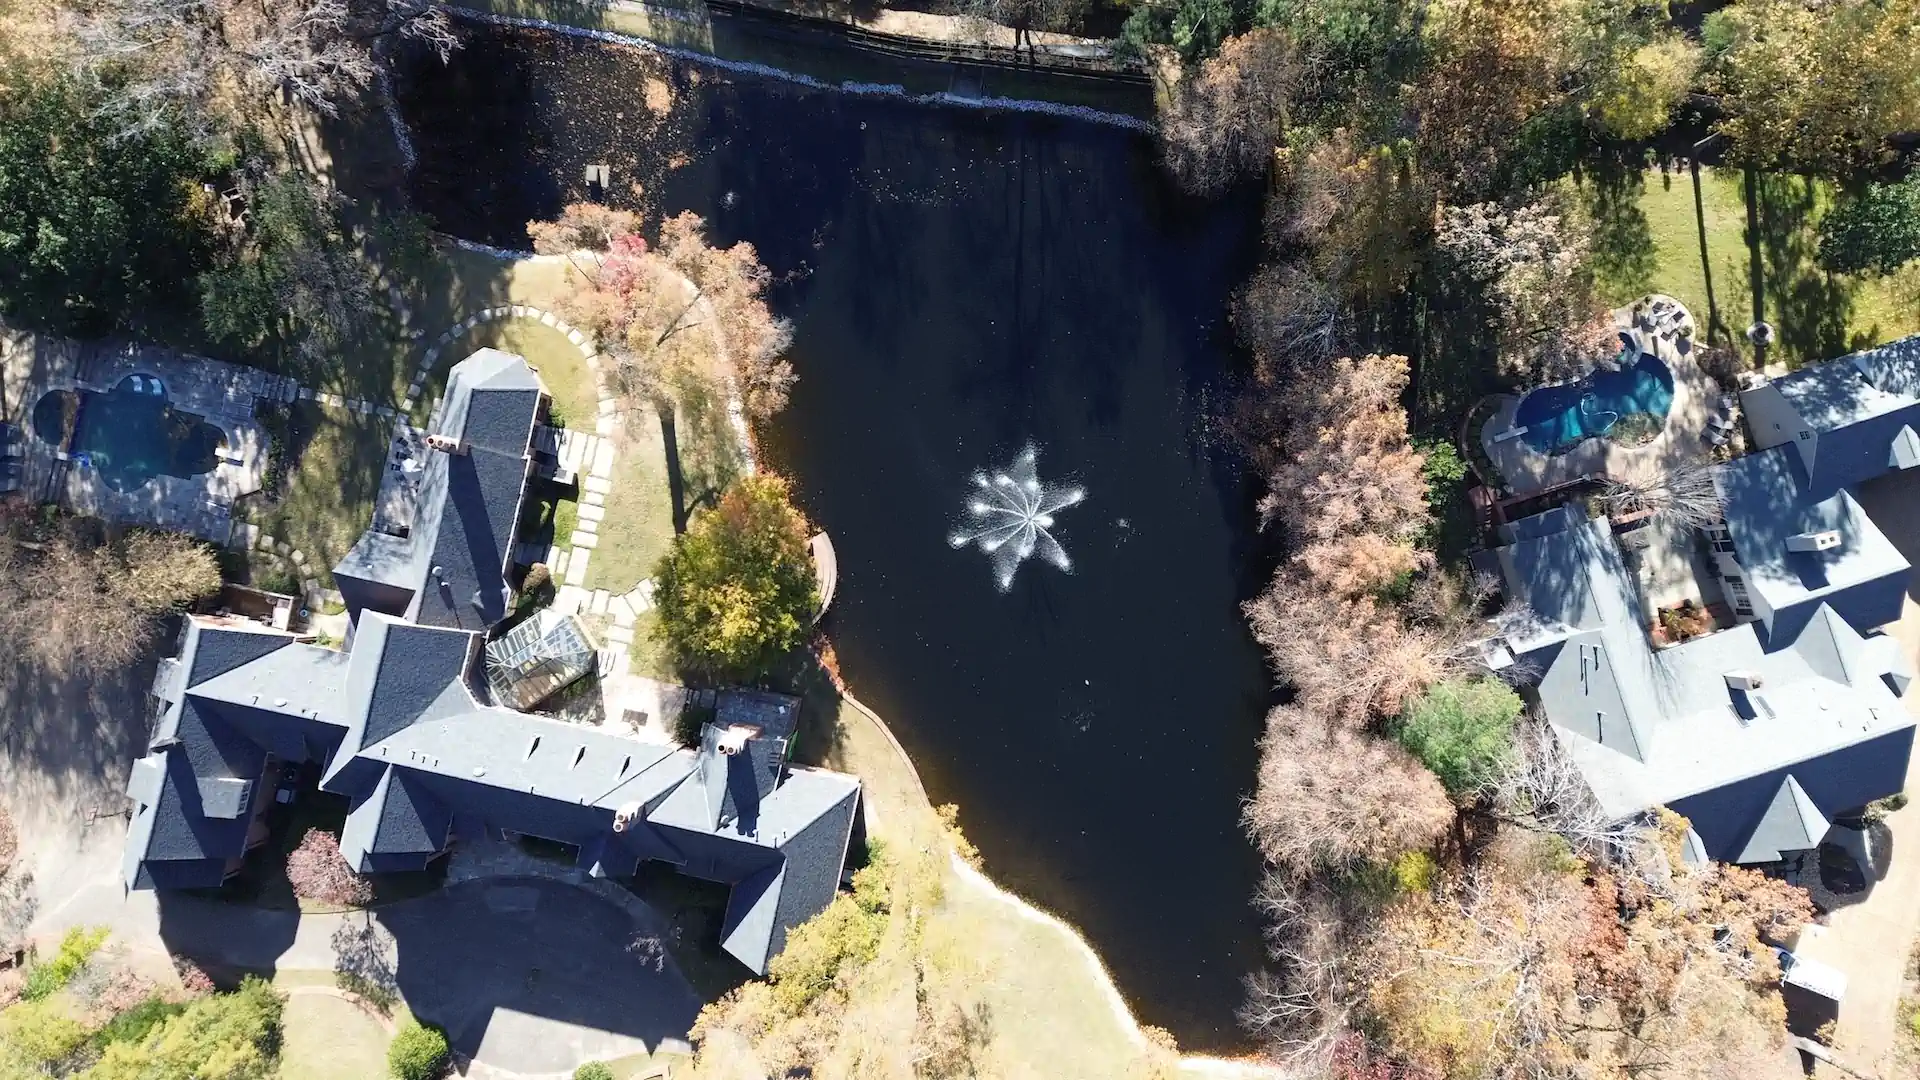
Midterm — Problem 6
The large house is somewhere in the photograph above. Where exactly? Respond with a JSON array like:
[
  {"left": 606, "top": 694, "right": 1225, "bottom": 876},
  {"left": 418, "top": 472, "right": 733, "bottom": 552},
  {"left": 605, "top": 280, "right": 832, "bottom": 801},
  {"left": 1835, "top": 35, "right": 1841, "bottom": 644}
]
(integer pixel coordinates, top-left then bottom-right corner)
[
  {"left": 1485, "top": 335, "right": 1920, "bottom": 865},
  {"left": 122, "top": 350, "right": 862, "bottom": 974}
]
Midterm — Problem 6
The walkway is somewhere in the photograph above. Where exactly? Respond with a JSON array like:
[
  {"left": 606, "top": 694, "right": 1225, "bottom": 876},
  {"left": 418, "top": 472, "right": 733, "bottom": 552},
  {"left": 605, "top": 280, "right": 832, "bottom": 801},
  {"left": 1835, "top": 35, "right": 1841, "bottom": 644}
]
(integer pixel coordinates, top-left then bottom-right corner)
[
  {"left": 1479, "top": 296, "right": 1724, "bottom": 498},
  {"left": 1794, "top": 468, "right": 1920, "bottom": 1078}
]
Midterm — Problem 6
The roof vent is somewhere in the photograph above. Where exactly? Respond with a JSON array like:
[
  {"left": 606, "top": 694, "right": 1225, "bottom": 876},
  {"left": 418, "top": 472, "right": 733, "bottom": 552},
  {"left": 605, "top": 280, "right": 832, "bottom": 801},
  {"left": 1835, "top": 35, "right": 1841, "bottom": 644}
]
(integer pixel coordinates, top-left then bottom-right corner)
[
  {"left": 526, "top": 735, "right": 541, "bottom": 760},
  {"left": 472, "top": 766, "right": 486, "bottom": 778},
  {"left": 1725, "top": 670, "right": 1765, "bottom": 691},
  {"left": 1787, "top": 530, "right": 1842, "bottom": 553},
  {"left": 620, "top": 755, "right": 631, "bottom": 776},
  {"left": 571, "top": 746, "right": 586, "bottom": 769},
  {"left": 613, "top": 800, "right": 642, "bottom": 833}
]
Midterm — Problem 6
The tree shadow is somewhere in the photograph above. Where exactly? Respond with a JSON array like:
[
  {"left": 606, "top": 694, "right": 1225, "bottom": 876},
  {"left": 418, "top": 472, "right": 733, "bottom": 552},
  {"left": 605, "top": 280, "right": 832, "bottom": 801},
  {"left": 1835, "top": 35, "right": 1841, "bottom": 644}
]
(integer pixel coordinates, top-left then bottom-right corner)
[
  {"left": 1580, "top": 160, "right": 1657, "bottom": 301},
  {"left": 1747, "top": 172, "right": 1856, "bottom": 363}
]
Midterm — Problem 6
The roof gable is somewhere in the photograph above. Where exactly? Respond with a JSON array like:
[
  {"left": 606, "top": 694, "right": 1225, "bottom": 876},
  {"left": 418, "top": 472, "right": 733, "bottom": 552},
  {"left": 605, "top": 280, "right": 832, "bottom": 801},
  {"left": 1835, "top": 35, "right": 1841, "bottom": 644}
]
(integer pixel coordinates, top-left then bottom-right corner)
[{"left": 1736, "top": 775, "right": 1830, "bottom": 862}]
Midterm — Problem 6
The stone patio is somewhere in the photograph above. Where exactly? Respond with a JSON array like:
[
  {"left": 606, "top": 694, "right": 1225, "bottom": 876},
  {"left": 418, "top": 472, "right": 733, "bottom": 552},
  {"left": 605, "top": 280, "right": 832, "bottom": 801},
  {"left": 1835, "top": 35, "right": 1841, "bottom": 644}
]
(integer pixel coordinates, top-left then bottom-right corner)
[
  {"left": 1478, "top": 296, "right": 1725, "bottom": 499},
  {"left": 1, "top": 322, "right": 291, "bottom": 542}
]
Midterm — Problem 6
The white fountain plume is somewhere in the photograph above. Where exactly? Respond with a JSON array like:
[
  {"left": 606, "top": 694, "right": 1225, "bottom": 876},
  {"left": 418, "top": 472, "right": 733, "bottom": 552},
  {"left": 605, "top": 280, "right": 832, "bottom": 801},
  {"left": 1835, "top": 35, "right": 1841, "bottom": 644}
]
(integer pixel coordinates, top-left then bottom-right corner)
[{"left": 947, "top": 444, "right": 1086, "bottom": 590}]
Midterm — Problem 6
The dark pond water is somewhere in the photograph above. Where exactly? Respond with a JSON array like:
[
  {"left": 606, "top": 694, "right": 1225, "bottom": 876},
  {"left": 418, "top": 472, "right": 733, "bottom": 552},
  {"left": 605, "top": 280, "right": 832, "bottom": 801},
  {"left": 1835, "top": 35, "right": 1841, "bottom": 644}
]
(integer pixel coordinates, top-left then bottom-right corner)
[{"left": 397, "top": 28, "right": 1272, "bottom": 1049}]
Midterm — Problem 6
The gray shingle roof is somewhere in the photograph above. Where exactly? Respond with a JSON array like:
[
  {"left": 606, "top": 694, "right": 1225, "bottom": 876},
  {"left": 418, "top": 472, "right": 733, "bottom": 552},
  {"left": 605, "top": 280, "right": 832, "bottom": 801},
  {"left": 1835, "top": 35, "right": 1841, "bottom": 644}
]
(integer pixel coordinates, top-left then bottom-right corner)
[
  {"left": 1493, "top": 507, "right": 1913, "bottom": 863},
  {"left": 1767, "top": 336, "right": 1920, "bottom": 495},
  {"left": 1735, "top": 775, "right": 1830, "bottom": 863},
  {"left": 1715, "top": 446, "right": 1909, "bottom": 643},
  {"left": 333, "top": 349, "right": 541, "bottom": 632},
  {"left": 127, "top": 349, "right": 862, "bottom": 971}
]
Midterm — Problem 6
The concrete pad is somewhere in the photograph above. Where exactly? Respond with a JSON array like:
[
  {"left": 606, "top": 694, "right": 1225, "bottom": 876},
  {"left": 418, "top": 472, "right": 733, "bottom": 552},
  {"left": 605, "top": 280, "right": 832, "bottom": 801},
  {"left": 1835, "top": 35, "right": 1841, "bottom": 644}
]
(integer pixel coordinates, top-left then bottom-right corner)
[
  {"left": 583, "top": 476, "right": 612, "bottom": 496},
  {"left": 539, "top": 311, "right": 559, "bottom": 327},
  {"left": 577, "top": 503, "right": 606, "bottom": 523},
  {"left": 610, "top": 597, "right": 634, "bottom": 625},
  {"left": 598, "top": 398, "right": 618, "bottom": 417},
  {"left": 567, "top": 328, "right": 586, "bottom": 346},
  {"left": 573, "top": 532, "right": 599, "bottom": 550},
  {"left": 605, "top": 625, "right": 634, "bottom": 645},
  {"left": 591, "top": 441, "right": 616, "bottom": 477},
  {"left": 583, "top": 491, "right": 606, "bottom": 507},
  {"left": 596, "top": 417, "right": 616, "bottom": 437},
  {"left": 298, "top": 387, "right": 315, "bottom": 400},
  {"left": 574, "top": 517, "right": 597, "bottom": 535},
  {"left": 591, "top": 589, "right": 611, "bottom": 614},
  {"left": 511, "top": 305, "right": 530, "bottom": 318},
  {"left": 552, "top": 585, "right": 587, "bottom": 614},
  {"left": 564, "top": 548, "right": 591, "bottom": 585},
  {"left": 551, "top": 548, "right": 569, "bottom": 576}
]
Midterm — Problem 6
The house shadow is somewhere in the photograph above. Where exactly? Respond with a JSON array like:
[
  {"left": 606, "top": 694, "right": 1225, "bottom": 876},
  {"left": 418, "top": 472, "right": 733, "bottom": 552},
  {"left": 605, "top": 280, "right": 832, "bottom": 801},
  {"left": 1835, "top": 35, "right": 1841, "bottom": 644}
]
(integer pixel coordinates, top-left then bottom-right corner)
[{"left": 155, "top": 873, "right": 704, "bottom": 1068}]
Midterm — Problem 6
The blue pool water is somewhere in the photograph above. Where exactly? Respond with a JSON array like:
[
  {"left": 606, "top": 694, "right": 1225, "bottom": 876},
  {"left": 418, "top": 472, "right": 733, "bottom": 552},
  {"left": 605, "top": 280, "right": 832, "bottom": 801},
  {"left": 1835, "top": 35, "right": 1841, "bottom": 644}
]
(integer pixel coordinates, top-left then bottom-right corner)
[
  {"left": 31, "top": 374, "right": 223, "bottom": 492},
  {"left": 1516, "top": 354, "right": 1674, "bottom": 453}
]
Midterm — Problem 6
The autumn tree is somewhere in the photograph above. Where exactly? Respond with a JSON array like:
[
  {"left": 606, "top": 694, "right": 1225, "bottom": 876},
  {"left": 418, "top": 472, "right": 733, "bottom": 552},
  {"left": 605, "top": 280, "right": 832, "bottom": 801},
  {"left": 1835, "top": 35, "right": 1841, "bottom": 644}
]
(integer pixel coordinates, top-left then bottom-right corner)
[
  {"left": 1704, "top": 0, "right": 1920, "bottom": 174},
  {"left": 61, "top": 0, "right": 456, "bottom": 134},
  {"left": 540, "top": 204, "right": 795, "bottom": 421},
  {"left": 652, "top": 473, "right": 819, "bottom": 681},
  {"left": 284, "top": 829, "right": 372, "bottom": 907},
  {"left": 1244, "top": 705, "right": 1454, "bottom": 877},
  {"left": 1434, "top": 195, "right": 1605, "bottom": 382},
  {"left": 0, "top": 525, "right": 220, "bottom": 677},
  {"left": 1161, "top": 29, "right": 1300, "bottom": 195},
  {"left": 1246, "top": 353, "right": 1430, "bottom": 544}
]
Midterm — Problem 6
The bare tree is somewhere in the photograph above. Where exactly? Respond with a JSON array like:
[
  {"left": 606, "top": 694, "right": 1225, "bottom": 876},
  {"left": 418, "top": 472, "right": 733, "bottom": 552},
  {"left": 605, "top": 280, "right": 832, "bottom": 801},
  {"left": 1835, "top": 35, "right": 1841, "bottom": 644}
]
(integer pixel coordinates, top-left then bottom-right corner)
[
  {"left": 1491, "top": 719, "right": 1641, "bottom": 860},
  {"left": 1243, "top": 704, "right": 1454, "bottom": 877},
  {"left": 286, "top": 829, "right": 373, "bottom": 906},
  {"left": 0, "top": 526, "right": 219, "bottom": 677},
  {"left": 1596, "top": 458, "right": 1724, "bottom": 529},
  {"left": 1162, "top": 29, "right": 1300, "bottom": 194},
  {"left": 1232, "top": 261, "right": 1346, "bottom": 365},
  {"left": 1240, "top": 873, "right": 1381, "bottom": 1070},
  {"left": 61, "top": 0, "right": 455, "bottom": 133}
]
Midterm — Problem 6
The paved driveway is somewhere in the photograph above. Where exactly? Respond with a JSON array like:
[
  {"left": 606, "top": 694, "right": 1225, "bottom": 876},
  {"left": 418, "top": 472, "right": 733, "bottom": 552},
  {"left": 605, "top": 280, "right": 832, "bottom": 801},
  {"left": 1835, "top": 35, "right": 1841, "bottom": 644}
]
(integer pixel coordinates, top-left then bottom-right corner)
[{"left": 1799, "top": 470, "right": 1920, "bottom": 1076}]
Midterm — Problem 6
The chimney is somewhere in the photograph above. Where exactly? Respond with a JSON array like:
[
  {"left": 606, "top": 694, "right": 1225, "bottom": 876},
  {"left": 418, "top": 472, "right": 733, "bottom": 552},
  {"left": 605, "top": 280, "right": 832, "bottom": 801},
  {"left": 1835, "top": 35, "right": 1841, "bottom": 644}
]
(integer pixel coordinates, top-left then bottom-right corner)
[
  {"left": 1725, "top": 670, "right": 1765, "bottom": 691},
  {"left": 717, "top": 725, "right": 756, "bottom": 756},
  {"left": 426, "top": 433, "right": 466, "bottom": 455},
  {"left": 612, "top": 801, "right": 641, "bottom": 833},
  {"left": 1786, "top": 530, "right": 1842, "bottom": 553}
]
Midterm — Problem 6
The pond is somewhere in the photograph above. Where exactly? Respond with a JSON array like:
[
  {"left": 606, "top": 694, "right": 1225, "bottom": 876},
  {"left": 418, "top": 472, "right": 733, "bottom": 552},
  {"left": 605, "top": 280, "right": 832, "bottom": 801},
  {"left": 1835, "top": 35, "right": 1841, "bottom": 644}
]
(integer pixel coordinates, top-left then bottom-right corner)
[
  {"left": 397, "top": 28, "right": 1271, "bottom": 1048},
  {"left": 31, "top": 374, "right": 224, "bottom": 492}
]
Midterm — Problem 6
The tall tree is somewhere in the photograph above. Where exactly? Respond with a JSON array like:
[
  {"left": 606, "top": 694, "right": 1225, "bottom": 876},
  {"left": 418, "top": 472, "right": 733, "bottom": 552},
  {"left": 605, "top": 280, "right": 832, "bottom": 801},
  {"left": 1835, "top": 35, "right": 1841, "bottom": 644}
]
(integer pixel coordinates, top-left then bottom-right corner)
[
  {"left": 652, "top": 473, "right": 819, "bottom": 680},
  {"left": 1705, "top": 0, "right": 1920, "bottom": 174},
  {"left": 0, "top": 525, "right": 220, "bottom": 677},
  {"left": 0, "top": 78, "right": 216, "bottom": 337}
]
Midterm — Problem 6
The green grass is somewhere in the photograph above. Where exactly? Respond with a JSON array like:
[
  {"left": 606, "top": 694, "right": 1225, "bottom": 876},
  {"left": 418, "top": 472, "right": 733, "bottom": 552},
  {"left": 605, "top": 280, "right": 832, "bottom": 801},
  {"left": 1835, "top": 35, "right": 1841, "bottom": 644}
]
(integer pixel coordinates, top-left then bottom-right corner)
[
  {"left": 238, "top": 402, "right": 388, "bottom": 589},
  {"left": 587, "top": 402, "right": 681, "bottom": 594},
  {"left": 625, "top": 607, "right": 673, "bottom": 681},
  {"left": 277, "top": 993, "right": 392, "bottom": 1080},
  {"left": 413, "top": 316, "right": 600, "bottom": 428},
  {"left": 1570, "top": 163, "right": 1920, "bottom": 369}
]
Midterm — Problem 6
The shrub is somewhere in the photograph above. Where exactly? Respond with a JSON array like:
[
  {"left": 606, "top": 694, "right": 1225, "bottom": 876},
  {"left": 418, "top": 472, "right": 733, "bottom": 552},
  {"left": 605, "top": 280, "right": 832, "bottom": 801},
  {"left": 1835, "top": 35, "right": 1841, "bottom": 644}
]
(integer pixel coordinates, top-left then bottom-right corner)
[
  {"left": 87, "top": 976, "right": 284, "bottom": 1080},
  {"left": 1394, "top": 677, "right": 1524, "bottom": 796},
  {"left": 1820, "top": 175, "right": 1920, "bottom": 276},
  {"left": 573, "top": 1063, "right": 614, "bottom": 1080},
  {"left": 285, "top": 830, "right": 372, "bottom": 907},
  {"left": 90, "top": 995, "right": 187, "bottom": 1050},
  {"left": 23, "top": 926, "right": 109, "bottom": 1001},
  {"left": 652, "top": 473, "right": 819, "bottom": 680},
  {"left": 388, "top": 1018, "right": 450, "bottom": 1080},
  {"left": 0, "top": 999, "right": 89, "bottom": 1067}
]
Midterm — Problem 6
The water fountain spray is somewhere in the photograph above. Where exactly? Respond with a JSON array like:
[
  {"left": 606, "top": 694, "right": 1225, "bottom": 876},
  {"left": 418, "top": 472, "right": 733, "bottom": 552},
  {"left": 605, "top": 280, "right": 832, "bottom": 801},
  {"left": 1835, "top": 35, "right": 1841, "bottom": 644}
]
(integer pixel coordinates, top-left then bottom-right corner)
[{"left": 947, "top": 444, "right": 1085, "bottom": 591}]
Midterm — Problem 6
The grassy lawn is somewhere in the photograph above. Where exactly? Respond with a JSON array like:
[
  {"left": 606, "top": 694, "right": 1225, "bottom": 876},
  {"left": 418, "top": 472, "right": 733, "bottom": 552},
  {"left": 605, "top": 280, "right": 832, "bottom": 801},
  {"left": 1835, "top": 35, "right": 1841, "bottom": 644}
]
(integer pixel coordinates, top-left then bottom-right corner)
[
  {"left": 412, "top": 315, "right": 601, "bottom": 428},
  {"left": 237, "top": 402, "right": 389, "bottom": 589},
  {"left": 1570, "top": 163, "right": 1920, "bottom": 369},
  {"left": 591, "top": 404, "right": 680, "bottom": 593},
  {"left": 277, "top": 993, "right": 392, "bottom": 1080}
]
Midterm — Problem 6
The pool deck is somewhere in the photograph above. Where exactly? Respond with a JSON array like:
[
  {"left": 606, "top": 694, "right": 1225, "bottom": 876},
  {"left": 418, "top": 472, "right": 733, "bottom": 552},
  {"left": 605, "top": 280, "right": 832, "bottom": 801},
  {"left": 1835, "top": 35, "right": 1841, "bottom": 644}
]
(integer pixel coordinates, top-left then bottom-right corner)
[
  {"left": 0, "top": 321, "right": 290, "bottom": 542},
  {"left": 1478, "top": 296, "right": 1722, "bottom": 499}
]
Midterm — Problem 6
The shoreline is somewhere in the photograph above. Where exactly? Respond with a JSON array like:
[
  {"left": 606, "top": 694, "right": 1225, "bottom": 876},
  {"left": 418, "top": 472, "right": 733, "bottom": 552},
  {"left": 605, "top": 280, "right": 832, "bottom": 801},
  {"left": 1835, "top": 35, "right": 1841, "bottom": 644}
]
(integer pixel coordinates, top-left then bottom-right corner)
[
  {"left": 437, "top": 3, "right": 1157, "bottom": 128},
  {"left": 837, "top": 691, "right": 1281, "bottom": 1078}
]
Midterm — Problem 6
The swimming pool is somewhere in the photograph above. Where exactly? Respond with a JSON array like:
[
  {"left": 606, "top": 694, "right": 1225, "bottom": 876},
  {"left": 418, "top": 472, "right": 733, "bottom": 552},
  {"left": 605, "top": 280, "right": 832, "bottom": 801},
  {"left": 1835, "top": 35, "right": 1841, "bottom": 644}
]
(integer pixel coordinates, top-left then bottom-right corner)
[
  {"left": 1515, "top": 354, "right": 1675, "bottom": 454},
  {"left": 31, "top": 374, "right": 223, "bottom": 492}
]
